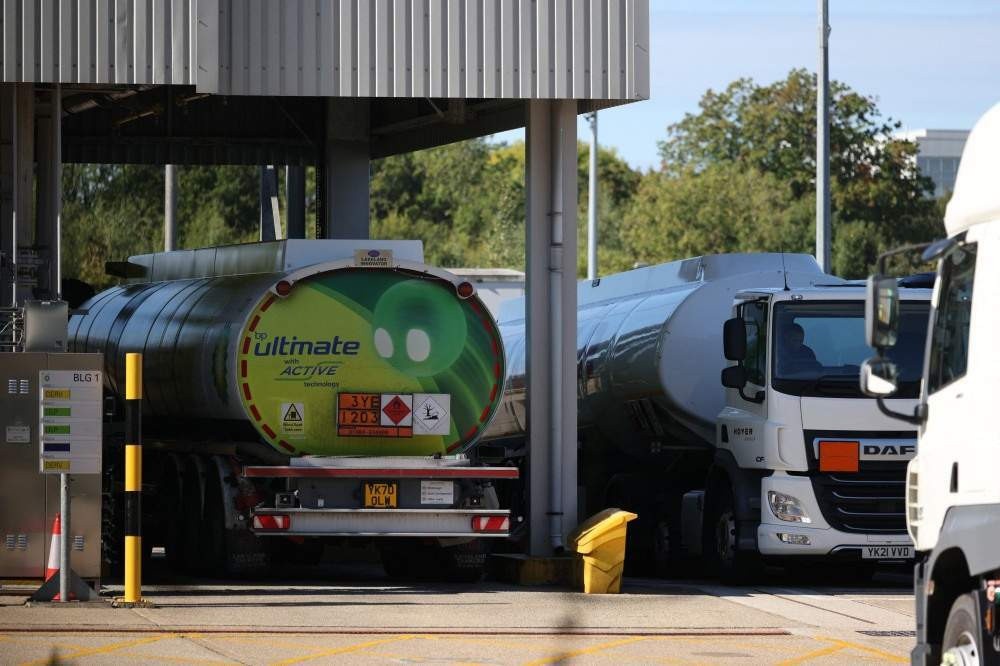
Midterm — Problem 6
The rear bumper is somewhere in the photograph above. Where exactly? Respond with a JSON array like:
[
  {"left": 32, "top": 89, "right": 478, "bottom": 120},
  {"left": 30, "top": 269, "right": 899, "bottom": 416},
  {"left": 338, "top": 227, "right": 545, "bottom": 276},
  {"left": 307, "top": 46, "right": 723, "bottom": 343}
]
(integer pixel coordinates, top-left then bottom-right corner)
[{"left": 251, "top": 508, "right": 512, "bottom": 538}]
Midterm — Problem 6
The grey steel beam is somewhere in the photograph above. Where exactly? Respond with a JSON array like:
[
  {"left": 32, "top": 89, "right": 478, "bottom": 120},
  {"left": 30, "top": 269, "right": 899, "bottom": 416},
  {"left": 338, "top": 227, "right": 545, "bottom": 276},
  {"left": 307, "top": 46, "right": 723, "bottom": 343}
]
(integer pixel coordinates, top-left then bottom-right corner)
[
  {"left": 285, "top": 166, "right": 306, "bottom": 239},
  {"left": 14, "top": 85, "right": 32, "bottom": 304},
  {"left": 0, "top": 86, "right": 14, "bottom": 306},
  {"left": 323, "top": 99, "right": 370, "bottom": 240},
  {"left": 164, "top": 165, "right": 177, "bottom": 251},
  {"left": 36, "top": 86, "right": 61, "bottom": 299},
  {"left": 816, "top": 0, "right": 832, "bottom": 273},
  {"left": 587, "top": 112, "right": 598, "bottom": 281},
  {"left": 259, "top": 165, "right": 281, "bottom": 241},
  {"left": 0, "top": 84, "right": 33, "bottom": 307},
  {"left": 525, "top": 100, "right": 579, "bottom": 555}
]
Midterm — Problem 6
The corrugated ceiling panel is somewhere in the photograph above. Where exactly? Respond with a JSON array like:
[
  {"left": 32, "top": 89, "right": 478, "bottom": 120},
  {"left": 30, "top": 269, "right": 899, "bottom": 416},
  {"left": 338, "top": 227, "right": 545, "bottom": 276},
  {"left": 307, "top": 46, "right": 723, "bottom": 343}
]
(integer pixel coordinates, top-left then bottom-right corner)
[
  {"left": 1, "top": 0, "right": 648, "bottom": 100},
  {"left": 0, "top": 0, "right": 196, "bottom": 85}
]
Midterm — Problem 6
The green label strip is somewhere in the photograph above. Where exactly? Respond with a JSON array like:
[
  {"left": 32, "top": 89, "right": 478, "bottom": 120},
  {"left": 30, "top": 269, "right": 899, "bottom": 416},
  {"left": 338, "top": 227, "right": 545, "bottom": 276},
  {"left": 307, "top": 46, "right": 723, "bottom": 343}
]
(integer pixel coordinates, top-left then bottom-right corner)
[{"left": 44, "top": 407, "right": 72, "bottom": 417}]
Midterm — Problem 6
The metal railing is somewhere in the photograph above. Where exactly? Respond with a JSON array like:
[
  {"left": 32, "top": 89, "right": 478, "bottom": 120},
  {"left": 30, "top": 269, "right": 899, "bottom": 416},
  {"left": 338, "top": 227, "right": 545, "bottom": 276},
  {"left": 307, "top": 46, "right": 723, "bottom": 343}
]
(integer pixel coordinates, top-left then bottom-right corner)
[{"left": 0, "top": 307, "right": 22, "bottom": 352}]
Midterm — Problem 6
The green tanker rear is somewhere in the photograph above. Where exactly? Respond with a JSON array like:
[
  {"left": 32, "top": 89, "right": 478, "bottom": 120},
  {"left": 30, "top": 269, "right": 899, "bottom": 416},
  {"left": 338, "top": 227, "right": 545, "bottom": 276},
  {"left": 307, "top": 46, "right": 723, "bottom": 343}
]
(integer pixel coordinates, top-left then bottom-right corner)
[{"left": 69, "top": 241, "right": 505, "bottom": 458}]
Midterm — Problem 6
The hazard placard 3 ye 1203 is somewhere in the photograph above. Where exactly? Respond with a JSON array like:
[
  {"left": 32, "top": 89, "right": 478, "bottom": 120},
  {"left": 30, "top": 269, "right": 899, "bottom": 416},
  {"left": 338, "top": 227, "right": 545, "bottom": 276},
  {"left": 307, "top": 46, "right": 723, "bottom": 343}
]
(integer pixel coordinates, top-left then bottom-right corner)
[{"left": 337, "top": 392, "right": 450, "bottom": 438}]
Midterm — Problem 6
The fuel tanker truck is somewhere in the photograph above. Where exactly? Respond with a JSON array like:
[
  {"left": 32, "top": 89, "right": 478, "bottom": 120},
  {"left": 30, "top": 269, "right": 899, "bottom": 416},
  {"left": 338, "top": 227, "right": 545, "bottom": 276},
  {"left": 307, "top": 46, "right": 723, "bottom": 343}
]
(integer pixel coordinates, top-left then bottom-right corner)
[
  {"left": 482, "top": 253, "right": 931, "bottom": 580},
  {"left": 69, "top": 240, "right": 515, "bottom": 581}
]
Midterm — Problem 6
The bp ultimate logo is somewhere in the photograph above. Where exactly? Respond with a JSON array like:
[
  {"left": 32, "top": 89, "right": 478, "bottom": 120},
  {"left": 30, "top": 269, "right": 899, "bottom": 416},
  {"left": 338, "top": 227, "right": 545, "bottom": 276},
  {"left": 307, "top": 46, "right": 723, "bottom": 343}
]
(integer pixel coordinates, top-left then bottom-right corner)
[{"left": 251, "top": 334, "right": 361, "bottom": 357}]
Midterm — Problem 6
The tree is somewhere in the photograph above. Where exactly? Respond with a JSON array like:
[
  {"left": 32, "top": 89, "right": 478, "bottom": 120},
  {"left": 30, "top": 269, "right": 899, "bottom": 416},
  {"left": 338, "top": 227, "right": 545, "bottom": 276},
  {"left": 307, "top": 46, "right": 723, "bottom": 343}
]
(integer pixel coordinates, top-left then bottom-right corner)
[
  {"left": 621, "top": 163, "right": 812, "bottom": 267},
  {"left": 654, "top": 69, "right": 943, "bottom": 276}
]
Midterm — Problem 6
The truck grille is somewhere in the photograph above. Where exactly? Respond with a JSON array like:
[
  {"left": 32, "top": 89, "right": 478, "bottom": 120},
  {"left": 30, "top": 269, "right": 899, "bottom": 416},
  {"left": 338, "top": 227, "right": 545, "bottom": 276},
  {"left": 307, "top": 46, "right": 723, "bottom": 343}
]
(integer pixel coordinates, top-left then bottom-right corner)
[{"left": 810, "top": 469, "right": 907, "bottom": 534}]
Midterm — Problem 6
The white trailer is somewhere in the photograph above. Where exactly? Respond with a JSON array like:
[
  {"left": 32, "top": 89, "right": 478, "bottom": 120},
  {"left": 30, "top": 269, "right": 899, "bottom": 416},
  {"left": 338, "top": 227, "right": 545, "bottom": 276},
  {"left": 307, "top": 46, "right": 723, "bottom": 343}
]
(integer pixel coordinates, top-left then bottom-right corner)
[{"left": 863, "top": 102, "right": 1000, "bottom": 665}]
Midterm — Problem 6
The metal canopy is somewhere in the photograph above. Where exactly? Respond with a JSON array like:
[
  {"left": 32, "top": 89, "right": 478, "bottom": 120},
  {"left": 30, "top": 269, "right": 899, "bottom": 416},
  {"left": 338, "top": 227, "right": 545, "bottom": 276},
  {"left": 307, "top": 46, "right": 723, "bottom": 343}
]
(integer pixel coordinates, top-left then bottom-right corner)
[
  {"left": 58, "top": 87, "right": 619, "bottom": 165},
  {"left": 1, "top": 1, "right": 649, "bottom": 102}
]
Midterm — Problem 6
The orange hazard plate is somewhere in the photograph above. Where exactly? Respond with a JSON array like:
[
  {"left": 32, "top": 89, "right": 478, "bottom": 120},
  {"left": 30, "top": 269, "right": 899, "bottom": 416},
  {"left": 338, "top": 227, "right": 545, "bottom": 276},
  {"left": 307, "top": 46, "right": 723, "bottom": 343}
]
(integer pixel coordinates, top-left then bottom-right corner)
[
  {"left": 364, "top": 482, "right": 398, "bottom": 508},
  {"left": 818, "top": 440, "right": 860, "bottom": 473}
]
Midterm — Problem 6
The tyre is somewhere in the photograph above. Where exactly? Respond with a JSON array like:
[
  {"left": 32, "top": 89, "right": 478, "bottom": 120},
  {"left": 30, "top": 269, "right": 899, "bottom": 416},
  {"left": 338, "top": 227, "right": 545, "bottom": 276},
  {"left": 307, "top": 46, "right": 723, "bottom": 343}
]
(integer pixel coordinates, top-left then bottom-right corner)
[
  {"left": 704, "top": 482, "right": 758, "bottom": 584},
  {"left": 378, "top": 539, "right": 431, "bottom": 581},
  {"left": 941, "top": 592, "right": 982, "bottom": 666}
]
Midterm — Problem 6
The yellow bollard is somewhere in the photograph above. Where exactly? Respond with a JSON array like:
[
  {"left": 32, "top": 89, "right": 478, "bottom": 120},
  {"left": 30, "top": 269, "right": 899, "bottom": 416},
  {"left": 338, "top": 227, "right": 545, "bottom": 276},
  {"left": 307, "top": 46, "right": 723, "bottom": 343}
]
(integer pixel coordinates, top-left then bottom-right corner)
[
  {"left": 568, "top": 508, "right": 638, "bottom": 594},
  {"left": 116, "top": 353, "right": 146, "bottom": 607}
]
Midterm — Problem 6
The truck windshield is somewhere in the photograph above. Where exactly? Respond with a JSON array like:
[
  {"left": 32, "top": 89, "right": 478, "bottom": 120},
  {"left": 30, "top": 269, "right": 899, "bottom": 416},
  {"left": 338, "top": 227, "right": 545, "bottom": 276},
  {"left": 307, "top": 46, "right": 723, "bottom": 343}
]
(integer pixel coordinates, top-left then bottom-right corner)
[{"left": 772, "top": 301, "right": 928, "bottom": 399}]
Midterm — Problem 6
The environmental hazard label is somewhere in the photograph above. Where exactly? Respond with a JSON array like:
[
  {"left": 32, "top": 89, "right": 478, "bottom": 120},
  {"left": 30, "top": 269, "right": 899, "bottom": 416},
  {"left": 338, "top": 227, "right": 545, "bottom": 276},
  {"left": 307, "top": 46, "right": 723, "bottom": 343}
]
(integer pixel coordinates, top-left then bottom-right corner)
[
  {"left": 280, "top": 402, "right": 305, "bottom": 437},
  {"left": 413, "top": 393, "right": 450, "bottom": 435}
]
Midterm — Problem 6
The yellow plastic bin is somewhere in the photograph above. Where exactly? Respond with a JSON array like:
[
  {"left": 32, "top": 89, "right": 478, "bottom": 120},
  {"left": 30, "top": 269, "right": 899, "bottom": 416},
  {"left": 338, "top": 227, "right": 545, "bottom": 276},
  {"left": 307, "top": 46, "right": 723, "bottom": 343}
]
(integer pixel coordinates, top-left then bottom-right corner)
[{"left": 568, "top": 508, "right": 638, "bottom": 594}]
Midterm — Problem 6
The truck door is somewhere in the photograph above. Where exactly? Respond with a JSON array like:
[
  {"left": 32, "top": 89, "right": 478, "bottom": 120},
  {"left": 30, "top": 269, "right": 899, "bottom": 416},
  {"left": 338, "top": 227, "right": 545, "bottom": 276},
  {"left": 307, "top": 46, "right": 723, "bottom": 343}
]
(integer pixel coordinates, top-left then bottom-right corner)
[
  {"left": 923, "top": 242, "right": 981, "bottom": 504},
  {"left": 719, "top": 300, "right": 768, "bottom": 466}
]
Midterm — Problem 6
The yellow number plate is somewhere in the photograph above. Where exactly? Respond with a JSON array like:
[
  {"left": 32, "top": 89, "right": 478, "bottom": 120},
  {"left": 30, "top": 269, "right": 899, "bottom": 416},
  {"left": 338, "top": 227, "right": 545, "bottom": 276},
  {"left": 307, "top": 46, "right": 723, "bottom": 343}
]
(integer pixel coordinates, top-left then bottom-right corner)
[{"left": 364, "top": 482, "right": 398, "bottom": 509}]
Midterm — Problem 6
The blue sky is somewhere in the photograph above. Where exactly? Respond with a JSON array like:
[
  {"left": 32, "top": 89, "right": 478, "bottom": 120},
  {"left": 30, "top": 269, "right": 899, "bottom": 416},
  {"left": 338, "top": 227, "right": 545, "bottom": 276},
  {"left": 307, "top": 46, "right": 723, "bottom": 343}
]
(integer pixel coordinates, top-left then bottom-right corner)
[{"left": 498, "top": 1, "right": 1000, "bottom": 171}]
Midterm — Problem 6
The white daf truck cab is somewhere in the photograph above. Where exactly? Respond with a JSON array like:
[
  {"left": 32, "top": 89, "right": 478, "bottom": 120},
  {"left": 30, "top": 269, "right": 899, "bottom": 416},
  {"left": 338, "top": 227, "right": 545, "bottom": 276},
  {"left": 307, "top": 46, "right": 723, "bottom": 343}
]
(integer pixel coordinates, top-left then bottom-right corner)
[
  {"left": 702, "top": 281, "right": 931, "bottom": 578},
  {"left": 862, "top": 102, "right": 1000, "bottom": 665}
]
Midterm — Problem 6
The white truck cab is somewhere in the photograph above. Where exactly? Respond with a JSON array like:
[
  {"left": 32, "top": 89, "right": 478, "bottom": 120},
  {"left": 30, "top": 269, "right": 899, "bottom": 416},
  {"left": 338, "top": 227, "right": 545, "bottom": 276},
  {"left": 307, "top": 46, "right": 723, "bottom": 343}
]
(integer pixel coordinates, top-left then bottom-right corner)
[
  {"left": 862, "top": 103, "right": 1000, "bottom": 665},
  {"left": 707, "top": 284, "right": 930, "bottom": 577}
]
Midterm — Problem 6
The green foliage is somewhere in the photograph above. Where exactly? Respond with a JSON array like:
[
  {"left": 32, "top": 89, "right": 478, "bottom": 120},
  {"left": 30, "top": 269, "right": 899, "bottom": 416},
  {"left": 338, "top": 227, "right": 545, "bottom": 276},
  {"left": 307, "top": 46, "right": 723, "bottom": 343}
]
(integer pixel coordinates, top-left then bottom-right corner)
[
  {"left": 652, "top": 69, "right": 943, "bottom": 277},
  {"left": 59, "top": 70, "right": 946, "bottom": 290}
]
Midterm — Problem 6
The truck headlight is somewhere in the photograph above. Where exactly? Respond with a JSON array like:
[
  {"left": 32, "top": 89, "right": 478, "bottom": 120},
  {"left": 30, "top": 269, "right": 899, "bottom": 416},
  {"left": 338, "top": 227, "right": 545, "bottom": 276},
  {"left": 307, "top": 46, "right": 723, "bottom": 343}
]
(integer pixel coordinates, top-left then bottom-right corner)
[{"left": 768, "top": 491, "right": 812, "bottom": 524}]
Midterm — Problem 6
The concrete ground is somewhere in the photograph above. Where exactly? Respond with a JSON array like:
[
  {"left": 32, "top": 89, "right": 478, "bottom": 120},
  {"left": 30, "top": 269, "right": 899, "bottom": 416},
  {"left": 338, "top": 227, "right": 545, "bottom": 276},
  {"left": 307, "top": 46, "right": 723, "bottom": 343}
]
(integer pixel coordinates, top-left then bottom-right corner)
[{"left": 0, "top": 568, "right": 916, "bottom": 665}]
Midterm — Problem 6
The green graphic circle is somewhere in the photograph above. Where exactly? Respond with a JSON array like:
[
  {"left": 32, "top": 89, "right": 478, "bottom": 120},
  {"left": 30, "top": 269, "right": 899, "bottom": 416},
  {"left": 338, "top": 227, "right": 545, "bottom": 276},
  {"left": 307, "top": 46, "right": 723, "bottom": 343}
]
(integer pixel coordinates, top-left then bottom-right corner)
[{"left": 371, "top": 279, "right": 468, "bottom": 377}]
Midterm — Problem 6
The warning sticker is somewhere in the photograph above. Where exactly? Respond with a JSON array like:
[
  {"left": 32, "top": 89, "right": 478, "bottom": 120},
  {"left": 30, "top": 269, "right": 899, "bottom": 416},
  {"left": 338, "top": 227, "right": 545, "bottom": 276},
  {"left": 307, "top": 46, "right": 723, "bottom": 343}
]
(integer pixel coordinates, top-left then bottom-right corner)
[
  {"left": 5, "top": 425, "right": 29, "bottom": 444},
  {"left": 337, "top": 392, "right": 413, "bottom": 438},
  {"left": 280, "top": 402, "right": 305, "bottom": 437},
  {"left": 420, "top": 480, "right": 455, "bottom": 505},
  {"left": 413, "top": 394, "right": 451, "bottom": 436},
  {"left": 380, "top": 394, "right": 413, "bottom": 427}
]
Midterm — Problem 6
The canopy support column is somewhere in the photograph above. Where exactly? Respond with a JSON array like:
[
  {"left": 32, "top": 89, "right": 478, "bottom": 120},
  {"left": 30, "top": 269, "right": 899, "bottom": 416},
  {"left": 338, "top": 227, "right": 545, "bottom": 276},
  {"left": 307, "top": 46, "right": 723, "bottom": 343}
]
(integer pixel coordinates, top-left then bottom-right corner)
[
  {"left": 322, "top": 99, "right": 370, "bottom": 240},
  {"left": 525, "top": 99, "right": 579, "bottom": 556}
]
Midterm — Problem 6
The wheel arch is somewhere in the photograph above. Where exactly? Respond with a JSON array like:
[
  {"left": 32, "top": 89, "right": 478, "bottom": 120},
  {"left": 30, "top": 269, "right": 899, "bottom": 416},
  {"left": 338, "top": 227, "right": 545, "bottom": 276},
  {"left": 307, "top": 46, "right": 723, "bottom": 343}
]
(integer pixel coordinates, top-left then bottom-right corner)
[{"left": 927, "top": 546, "right": 974, "bottom": 648}]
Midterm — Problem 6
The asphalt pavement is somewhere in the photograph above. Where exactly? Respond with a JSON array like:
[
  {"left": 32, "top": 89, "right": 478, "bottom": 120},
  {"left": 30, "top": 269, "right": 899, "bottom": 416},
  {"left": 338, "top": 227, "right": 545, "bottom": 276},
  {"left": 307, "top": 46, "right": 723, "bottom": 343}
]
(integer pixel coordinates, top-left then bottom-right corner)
[{"left": 0, "top": 565, "right": 916, "bottom": 665}]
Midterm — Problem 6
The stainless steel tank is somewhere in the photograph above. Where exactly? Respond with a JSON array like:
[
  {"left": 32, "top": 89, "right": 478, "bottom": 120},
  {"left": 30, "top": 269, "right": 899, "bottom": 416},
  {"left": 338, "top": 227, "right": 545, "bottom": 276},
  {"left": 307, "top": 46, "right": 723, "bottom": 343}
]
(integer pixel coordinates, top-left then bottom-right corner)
[
  {"left": 69, "top": 244, "right": 505, "bottom": 458},
  {"left": 483, "top": 254, "right": 829, "bottom": 461}
]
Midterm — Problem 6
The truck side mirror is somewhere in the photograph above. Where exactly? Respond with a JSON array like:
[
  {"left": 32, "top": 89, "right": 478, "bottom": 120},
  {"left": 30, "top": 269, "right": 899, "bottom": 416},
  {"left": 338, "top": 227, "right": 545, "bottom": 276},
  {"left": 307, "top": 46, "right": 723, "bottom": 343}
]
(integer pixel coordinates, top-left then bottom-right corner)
[
  {"left": 860, "top": 357, "right": 899, "bottom": 398},
  {"left": 865, "top": 276, "right": 900, "bottom": 350},
  {"left": 721, "top": 365, "right": 747, "bottom": 389},
  {"left": 723, "top": 318, "right": 747, "bottom": 361}
]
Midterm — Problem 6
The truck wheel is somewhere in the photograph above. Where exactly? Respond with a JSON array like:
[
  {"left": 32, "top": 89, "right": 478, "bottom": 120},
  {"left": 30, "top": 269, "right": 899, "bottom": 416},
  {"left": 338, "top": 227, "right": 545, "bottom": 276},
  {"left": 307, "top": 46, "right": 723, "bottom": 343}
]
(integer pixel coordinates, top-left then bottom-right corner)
[
  {"left": 704, "top": 483, "right": 757, "bottom": 584},
  {"left": 941, "top": 592, "right": 982, "bottom": 666}
]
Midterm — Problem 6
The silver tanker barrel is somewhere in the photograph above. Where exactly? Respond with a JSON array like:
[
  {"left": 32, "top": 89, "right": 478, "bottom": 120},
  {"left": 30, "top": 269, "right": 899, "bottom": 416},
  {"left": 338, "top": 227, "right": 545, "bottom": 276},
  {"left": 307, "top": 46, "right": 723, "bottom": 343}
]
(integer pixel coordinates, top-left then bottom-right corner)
[
  {"left": 69, "top": 240, "right": 506, "bottom": 459},
  {"left": 483, "top": 253, "right": 829, "bottom": 462}
]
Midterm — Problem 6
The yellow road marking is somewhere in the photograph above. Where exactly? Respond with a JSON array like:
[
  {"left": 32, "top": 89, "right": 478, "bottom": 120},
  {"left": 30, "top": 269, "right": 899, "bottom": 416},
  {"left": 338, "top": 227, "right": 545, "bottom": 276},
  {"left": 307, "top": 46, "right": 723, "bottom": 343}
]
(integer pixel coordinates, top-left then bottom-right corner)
[
  {"left": 268, "top": 635, "right": 418, "bottom": 665},
  {"left": 19, "top": 633, "right": 174, "bottom": 666},
  {"left": 777, "top": 642, "right": 846, "bottom": 665},
  {"left": 779, "top": 637, "right": 908, "bottom": 665},
  {"left": 523, "top": 636, "right": 649, "bottom": 666},
  {"left": 127, "top": 654, "right": 232, "bottom": 665},
  {"left": 815, "top": 636, "right": 908, "bottom": 663}
]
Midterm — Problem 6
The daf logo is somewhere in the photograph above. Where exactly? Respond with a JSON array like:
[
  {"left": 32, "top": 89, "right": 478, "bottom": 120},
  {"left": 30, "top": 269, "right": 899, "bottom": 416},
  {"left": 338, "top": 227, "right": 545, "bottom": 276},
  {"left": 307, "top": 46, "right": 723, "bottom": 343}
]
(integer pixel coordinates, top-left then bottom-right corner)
[{"left": 863, "top": 444, "right": 915, "bottom": 457}]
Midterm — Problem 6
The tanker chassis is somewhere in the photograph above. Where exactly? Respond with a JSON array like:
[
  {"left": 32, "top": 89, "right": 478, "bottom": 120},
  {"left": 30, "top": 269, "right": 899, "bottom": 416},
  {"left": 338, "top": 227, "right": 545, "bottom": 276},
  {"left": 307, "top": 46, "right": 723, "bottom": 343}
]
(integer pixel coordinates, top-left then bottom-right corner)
[
  {"left": 483, "top": 253, "right": 930, "bottom": 579},
  {"left": 70, "top": 240, "right": 516, "bottom": 582}
]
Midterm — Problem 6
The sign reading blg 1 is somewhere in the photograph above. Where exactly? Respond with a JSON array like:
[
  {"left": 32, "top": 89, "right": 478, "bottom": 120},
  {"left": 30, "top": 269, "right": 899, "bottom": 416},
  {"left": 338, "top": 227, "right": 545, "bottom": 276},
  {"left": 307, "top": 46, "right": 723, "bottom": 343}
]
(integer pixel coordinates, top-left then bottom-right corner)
[{"left": 38, "top": 370, "right": 103, "bottom": 475}]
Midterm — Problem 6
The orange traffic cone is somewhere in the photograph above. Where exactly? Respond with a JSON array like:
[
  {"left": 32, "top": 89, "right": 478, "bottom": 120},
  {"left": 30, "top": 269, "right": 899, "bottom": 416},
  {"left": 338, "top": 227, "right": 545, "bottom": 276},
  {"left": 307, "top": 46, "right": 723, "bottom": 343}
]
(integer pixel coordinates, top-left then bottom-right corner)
[{"left": 44, "top": 513, "right": 68, "bottom": 601}]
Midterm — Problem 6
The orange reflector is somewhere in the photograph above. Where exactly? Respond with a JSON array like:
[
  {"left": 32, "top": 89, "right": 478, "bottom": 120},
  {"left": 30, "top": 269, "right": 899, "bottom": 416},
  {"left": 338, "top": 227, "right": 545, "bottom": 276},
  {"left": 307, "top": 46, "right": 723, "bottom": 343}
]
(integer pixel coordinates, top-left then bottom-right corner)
[{"left": 818, "top": 440, "right": 860, "bottom": 472}]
